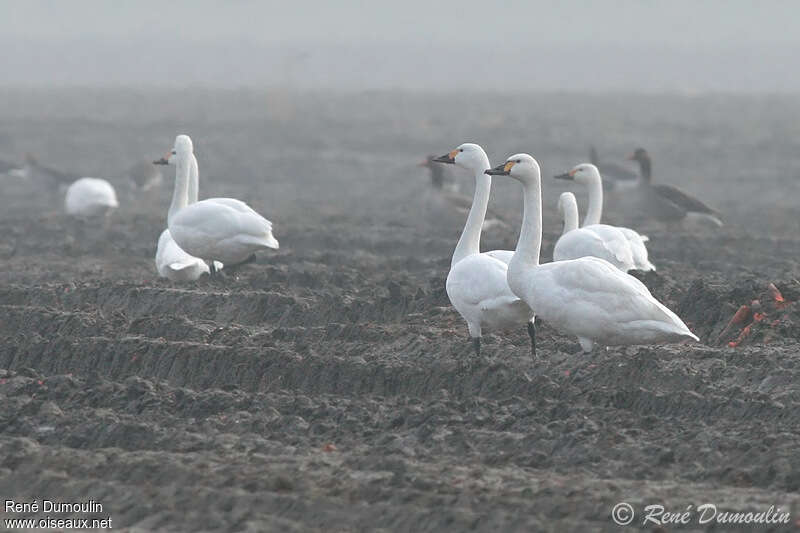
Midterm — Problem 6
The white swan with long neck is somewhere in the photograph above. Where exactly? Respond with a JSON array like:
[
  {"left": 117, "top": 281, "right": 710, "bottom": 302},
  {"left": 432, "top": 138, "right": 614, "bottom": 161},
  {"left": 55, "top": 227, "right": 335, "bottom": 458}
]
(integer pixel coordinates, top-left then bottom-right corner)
[
  {"left": 158, "top": 135, "right": 278, "bottom": 276},
  {"left": 433, "top": 143, "right": 535, "bottom": 356},
  {"left": 487, "top": 154, "right": 697, "bottom": 353},
  {"left": 555, "top": 163, "right": 655, "bottom": 272},
  {"left": 553, "top": 191, "right": 637, "bottom": 271},
  {"left": 154, "top": 152, "right": 220, "bottom": 281}
]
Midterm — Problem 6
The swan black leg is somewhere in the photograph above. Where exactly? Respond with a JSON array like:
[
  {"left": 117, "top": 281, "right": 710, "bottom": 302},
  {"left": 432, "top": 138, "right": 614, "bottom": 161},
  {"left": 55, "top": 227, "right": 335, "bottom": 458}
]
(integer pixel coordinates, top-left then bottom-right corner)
[
  {"left": 209, "top": 261, "right": 218, "bottom": 278},
  {"left": 471, "top": 337, "right": 481, "bottom": 357},
  {"left": 527, "top": 320, "right": 536, "bottom": 357}
]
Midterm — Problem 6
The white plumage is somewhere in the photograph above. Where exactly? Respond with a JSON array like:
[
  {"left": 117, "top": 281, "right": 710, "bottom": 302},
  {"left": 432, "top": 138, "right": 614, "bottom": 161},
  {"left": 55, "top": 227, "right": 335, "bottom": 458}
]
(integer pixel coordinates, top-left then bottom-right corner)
[
  {"left": 487, "top": 154, "right": 697, "bottom": 353},
  {"left": 553, "top": 192, "right": 636, "bottom": 271},
  {"left": 163, "top": 135, "right": 278, "bottom": 269},
  {"left": 555, "top": 163, "right": 655, "bottom": 272},
  {"left": 433, "top": 143, "right": 534, "bottom": 356},
  {"left": 64, "top": 177, "right": 119, "bottom": 217}
]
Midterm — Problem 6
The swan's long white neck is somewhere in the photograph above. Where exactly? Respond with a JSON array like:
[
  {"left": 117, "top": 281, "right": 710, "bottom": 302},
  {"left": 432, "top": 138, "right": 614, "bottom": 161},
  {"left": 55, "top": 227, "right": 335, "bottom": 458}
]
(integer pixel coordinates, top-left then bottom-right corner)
[
  {"left": 188, "top": 154, "right": 199, "bottom": 204},
  {"left": 510, "top": 172, "right": 542, "bottom": 270},
  {"left": 561, "top": 195, "right": 579, "bottom": 234},
  {"left": 168, "top": 152, "right": 191, "bottom": 225},
  {"left": 583, "top": 175, "right": 603, "bottom": 226},
  {"left": 451, "top": 156, "right": 491, "bottom": 267}
]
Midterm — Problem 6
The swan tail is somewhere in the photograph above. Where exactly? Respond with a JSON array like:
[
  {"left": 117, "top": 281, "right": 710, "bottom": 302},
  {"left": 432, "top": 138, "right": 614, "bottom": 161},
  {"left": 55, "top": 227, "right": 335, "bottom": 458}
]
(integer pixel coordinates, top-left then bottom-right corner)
[{"left": 262, "top": 232, "right": 280, "bottom": 250}]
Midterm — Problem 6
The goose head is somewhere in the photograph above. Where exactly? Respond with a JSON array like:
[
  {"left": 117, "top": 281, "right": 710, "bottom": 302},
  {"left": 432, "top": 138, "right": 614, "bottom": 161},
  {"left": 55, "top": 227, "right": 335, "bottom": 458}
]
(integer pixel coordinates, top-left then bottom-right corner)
[
  {"left": 485, "top": 153, "right": 540, "bottom": 184},
  {"left": 626, "top": 147, "right": 652, "bottom": 180},
  {"left": 433, "top": 143, "right": 490, "bottom": 172},
  {"left": 554, "top": 163, "right": 602, "bottom": 186},
  {"left": 627, "top": 147, "right": 649, "bottom": 163},
  {"left": 154, "top": 134, "right": 194, "bottom": 165}
]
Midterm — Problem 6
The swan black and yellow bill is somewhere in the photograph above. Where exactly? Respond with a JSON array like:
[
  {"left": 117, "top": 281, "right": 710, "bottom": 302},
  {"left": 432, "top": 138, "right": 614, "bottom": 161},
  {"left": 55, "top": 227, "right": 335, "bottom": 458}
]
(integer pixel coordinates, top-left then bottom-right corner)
[
  {"left": 554, "top": 170, "right": 574, "bottom": 180},
  {"left": 485, "top": 161, "right": 515, "bottom": 175},
  {"left": 432, "top": 149, "right": 458, "bottom": 164}
]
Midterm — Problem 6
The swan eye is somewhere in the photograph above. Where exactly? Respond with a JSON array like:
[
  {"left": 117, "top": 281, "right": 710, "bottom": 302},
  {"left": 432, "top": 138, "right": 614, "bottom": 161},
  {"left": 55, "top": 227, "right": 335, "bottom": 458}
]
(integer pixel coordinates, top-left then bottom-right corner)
[
  {"left": 459, "top": 149, "right": 464, "bottom": 152},
  {"left": 516, "top": 159, "right": 521, "bottom": 163},
  {"left": 171, "top": 150, "right": 176, "bottom": 155}
]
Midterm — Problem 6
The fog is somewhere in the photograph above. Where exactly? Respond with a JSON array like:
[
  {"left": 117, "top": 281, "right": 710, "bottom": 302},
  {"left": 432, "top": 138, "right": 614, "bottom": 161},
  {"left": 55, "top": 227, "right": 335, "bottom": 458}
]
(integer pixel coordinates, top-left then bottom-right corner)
[{"left": 2, "top": 0, "right": 799, "bottom": 91}]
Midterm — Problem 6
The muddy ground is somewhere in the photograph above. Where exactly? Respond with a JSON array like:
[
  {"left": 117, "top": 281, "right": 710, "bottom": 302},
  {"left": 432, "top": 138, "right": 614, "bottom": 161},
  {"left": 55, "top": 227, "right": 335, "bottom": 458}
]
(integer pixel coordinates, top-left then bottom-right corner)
[{"left": 1, "top": 90, "right": 800, "bottom": 532}]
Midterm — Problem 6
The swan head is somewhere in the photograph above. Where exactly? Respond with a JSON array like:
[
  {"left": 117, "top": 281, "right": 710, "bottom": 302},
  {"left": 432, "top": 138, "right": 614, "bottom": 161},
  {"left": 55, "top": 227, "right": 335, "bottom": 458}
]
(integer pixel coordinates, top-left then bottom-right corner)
[
  {"left": 154, "top": 134, "right": 194, "bottom": 165},
  {"left": 485, "top": 153, "right": 540, "bottom": 183},
  {"left": 554, "top": 163, "right": 602, "bottom": 186},
  {"left": 433, "top": 143, "right": 490, "bottom": 171}
]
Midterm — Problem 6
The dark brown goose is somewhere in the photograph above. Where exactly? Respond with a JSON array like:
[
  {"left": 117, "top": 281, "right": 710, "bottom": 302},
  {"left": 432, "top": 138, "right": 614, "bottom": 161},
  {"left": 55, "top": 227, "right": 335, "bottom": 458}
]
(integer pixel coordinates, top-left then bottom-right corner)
[
  {"left": 628, "top": 148, "right": 723, "bottom": 227},
  {"left": 589, "top": 146, "right": 639, "bottom": 192}
]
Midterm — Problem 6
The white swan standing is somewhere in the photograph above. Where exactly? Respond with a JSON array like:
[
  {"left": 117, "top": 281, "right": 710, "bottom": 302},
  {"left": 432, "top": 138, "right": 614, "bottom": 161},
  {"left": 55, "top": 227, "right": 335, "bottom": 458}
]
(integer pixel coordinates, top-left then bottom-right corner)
[
  {"left": 154, "top": 151, "right": 218, "bottom": 281},
  {"left": 158, "top": 135, "right": 278, "bottom": 277},
  {"left": 64, "top": 177, "right": 119, "bottom": 218},
  {"left": 555, "top": 163, "right": 655, "bottom": 272},
  {"left": 553, "top": 191, "right": 636, "bottom": 271},
  {"left": 159, "top": 135, "right": 279, "bottom": 276},
  {"left": 433, "top": 143, "right": 535, "bottom": 356},
  {"left": 486, "top": 154, "right": 697, "bottom": 353}
]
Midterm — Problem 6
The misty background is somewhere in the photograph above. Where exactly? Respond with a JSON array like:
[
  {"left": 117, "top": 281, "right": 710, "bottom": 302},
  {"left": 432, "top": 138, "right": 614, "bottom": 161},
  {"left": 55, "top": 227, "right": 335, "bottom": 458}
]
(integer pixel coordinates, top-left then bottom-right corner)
[{"left": 1, "top": 0, "right": 799, "bottom": 92}]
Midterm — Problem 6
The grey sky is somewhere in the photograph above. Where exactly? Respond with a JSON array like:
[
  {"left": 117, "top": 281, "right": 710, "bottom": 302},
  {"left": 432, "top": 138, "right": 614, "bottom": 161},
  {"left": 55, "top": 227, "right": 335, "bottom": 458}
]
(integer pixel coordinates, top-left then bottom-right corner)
[{"left": 1, "top": 0, "right": 799, "bottom": 90}]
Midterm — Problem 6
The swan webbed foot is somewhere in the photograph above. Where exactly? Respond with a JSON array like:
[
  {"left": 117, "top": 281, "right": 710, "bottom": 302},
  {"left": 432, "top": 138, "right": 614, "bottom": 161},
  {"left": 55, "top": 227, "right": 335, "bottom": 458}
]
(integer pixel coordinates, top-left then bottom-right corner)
[{"left": 527, "top": 319, "right": 537, "bottom": 358}]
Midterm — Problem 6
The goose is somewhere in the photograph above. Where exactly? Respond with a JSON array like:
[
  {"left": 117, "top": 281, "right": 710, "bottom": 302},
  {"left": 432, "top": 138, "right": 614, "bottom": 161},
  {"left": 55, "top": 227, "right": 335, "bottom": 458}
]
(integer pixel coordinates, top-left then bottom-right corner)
[
  {"left": 155, "top": 134, "right": 278, "bottom": 276},
  {"left": 154, "top": 150, "right": 219, "bottom": 281},
  {"left": 553, "top": 192, "right": 636, "bottom": 272},
  {"left": 433, "top": 143, "right": 535, "bottom": 356},
  {"left": 421, "top": 154, "right": 509, "bottom": 231},
  {"left": 627, "top": 148, "right": 723, "bottom": 227},
  {"left": 589, "top": 146, "right": 639, "bottom": 192},
  {"left": 64, "top": 177, "right": 119, "bottom": 218},
  {"left": 128, "top": 159, "right": 163, "bottom": 191},
  {"left": 0, "top": 158, "right": 26, "bottom": 178},
  {"left": 555, "top": 163, "right": 655, "bottom": 272},
  {"left": 486, "top": 154, "right": 698, "bottom": 353},
  {"left": 26, "top": 154, "right": 80, "bottom": 187}
]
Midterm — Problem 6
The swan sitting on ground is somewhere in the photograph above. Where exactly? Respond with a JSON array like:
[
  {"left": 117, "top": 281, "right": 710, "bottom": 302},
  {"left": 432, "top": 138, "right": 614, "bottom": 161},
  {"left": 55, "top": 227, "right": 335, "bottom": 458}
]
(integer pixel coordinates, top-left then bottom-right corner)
[
  {"left": 64, "top": 177, "right": 119, "bottom": 218},
  {"left": 553, "top": 192, "right": 636, "bottom": 271},
  {"left": 433, "top": 143, "right": 535, "bottom": 356},
  {"left": 156, "top": 135, "right": 278, "bottom": 276},
  {"left": 553, "top": 191, "right": 636, "bottom": 272},
  {"left": 556, "top": 163, "right": 655, "bottom": 272},
  {"left": 154, "top": 151, "right": 218, "bottom": 281},
  {"left": 486, "top": 154, "right": 697, "bottom": 353}
]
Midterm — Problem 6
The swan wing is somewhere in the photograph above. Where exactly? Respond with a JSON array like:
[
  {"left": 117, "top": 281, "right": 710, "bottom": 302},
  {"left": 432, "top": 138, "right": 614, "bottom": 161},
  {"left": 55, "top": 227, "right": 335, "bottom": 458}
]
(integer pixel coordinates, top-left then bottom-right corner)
[
  {"left": 617, "top": 227, "right": 656, "bottom": 271},
  {"left": 484, "top": 250, "right": 514, "bottom": 265},
  {"left": 554, "top": 227, "right": 634, "bottom": 271},
  {"left": 447, "top": 254, "right": 520, "bottom": 311},
  {"left": 169, "top": 200, "right": 279, "bottom": 261},
  {"left": 537, "top": 257, "right": 694, "bottom": 340}
]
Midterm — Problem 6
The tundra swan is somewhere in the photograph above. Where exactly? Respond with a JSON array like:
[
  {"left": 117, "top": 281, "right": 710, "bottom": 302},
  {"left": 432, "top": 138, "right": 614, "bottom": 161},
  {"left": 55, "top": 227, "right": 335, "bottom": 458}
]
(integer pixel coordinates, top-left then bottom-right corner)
[
  {"left": 555, "top": 163, "right": 655, "bottom": 271},
  {"left": 433, "top": 143, "right": 535, "bottom": 356},
  {"left": 486, "top": 154, "right": 697, "bottom": 353}
]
